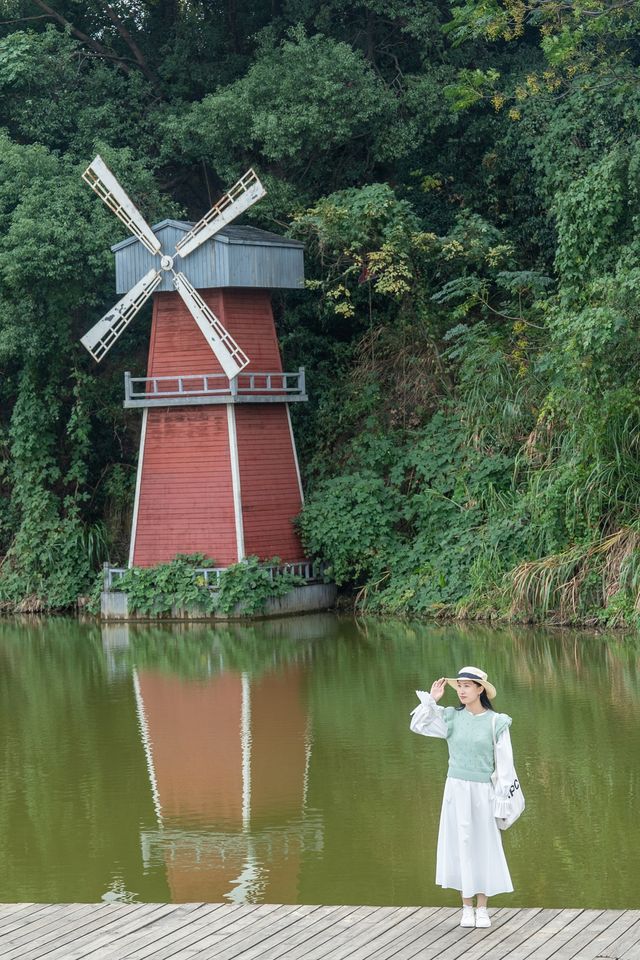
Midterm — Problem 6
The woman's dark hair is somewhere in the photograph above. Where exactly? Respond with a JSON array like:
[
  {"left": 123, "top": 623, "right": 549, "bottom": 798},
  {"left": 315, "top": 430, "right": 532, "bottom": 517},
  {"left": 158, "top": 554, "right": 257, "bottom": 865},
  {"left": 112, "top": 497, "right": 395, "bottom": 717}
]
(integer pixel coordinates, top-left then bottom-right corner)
[{"left": 455, "top": 681, "right": 493, "bottom": 711}]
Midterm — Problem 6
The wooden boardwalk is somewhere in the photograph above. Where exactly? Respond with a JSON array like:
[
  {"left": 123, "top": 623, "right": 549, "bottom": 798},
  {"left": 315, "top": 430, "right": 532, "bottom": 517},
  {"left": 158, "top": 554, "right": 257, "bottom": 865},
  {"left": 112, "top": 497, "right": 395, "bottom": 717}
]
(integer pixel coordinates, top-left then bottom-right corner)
[{"left": 0, "top": 903, "right": 638, "bottom": 960}]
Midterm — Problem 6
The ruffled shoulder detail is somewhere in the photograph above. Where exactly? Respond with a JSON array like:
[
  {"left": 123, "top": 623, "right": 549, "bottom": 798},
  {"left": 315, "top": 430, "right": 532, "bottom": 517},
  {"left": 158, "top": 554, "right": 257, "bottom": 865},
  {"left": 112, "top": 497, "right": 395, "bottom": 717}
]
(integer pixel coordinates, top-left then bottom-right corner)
[
  {"left": 494, "top": 712, "right": 512, "bottom": 739},
  {"left": 443, "top": 706, "right": 456, "bottom": 728}
]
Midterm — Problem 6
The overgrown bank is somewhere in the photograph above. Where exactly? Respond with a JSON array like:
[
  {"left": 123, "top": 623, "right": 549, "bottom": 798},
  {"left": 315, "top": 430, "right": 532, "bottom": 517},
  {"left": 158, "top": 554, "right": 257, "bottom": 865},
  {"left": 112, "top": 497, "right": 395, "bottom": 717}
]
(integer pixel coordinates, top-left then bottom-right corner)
[{"left": 1, "top": 2, "right": 640, "bottom": 625}]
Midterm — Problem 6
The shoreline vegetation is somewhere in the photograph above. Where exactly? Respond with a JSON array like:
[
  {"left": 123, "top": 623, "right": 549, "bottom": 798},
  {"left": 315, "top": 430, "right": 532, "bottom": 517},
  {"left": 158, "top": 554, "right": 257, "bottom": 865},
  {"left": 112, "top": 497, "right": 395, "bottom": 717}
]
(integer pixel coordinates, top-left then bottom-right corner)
[
  {"left": 3, "top": 580, "right": 639, "bottom": 631},
  {"left": 2, "top": 4, "right": 640, "bottom": 627}
]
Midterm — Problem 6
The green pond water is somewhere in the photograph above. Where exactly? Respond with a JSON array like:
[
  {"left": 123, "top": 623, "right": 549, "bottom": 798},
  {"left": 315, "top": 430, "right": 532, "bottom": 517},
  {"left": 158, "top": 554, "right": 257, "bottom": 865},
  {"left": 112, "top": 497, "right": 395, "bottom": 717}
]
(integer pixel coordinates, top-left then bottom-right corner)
[{"left": 0, "top": 614, "right": 638, "bottom": 908}]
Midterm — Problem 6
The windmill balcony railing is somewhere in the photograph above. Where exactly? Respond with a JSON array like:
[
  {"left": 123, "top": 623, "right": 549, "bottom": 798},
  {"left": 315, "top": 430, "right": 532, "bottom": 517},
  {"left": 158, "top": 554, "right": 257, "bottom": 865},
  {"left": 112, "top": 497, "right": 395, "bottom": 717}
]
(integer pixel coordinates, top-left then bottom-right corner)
[
  {"left": 103, "top": 561, "right": 324, "bottom": 592},
  {"left": 123, "top": 368, "right": 307, "bottom": 408}
]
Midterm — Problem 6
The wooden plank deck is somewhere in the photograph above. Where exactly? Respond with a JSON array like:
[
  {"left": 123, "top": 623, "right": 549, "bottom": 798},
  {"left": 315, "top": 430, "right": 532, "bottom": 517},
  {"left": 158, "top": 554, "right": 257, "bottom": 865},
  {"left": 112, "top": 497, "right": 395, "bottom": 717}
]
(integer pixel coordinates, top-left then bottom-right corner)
[{"left": 0, "top": 904, "right": 637, "bottom": 960}]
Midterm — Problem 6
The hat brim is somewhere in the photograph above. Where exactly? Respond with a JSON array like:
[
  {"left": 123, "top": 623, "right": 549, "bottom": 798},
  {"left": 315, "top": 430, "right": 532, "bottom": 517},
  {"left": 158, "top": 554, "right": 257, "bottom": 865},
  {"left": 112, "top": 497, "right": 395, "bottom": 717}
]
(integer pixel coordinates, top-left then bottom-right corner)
[{"left": 446, "top": 677, "right": 497, "bottom": 700}]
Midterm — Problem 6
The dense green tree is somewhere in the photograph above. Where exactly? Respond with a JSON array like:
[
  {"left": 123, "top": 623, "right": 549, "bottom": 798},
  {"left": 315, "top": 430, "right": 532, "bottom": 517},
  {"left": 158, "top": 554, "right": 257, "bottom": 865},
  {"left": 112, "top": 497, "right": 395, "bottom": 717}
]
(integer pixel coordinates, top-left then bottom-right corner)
[{"left": 0, "top": 0, "right": 639, "bottom": 621}]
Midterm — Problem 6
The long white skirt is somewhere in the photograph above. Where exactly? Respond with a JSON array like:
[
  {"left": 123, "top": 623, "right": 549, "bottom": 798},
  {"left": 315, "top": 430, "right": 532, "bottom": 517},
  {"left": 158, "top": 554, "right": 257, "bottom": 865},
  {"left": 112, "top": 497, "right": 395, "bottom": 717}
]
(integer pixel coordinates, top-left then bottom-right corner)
[{"left": 436, "top": 777, "right": 513, "bottom": 898}]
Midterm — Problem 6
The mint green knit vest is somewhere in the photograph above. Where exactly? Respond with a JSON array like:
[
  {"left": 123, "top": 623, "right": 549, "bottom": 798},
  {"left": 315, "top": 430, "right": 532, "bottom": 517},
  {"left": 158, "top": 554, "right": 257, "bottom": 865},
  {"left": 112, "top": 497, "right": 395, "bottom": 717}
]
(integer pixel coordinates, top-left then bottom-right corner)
[{"left": 443, "top": 708, "right": 512, "bottom": 782}]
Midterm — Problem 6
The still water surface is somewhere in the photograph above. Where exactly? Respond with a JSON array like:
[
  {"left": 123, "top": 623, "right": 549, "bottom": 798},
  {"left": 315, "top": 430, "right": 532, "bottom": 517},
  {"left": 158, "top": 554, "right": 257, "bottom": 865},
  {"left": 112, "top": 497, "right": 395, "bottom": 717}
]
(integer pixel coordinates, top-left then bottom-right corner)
[{"left": 0, "top": 615, "right": 638, "bottom": 907}]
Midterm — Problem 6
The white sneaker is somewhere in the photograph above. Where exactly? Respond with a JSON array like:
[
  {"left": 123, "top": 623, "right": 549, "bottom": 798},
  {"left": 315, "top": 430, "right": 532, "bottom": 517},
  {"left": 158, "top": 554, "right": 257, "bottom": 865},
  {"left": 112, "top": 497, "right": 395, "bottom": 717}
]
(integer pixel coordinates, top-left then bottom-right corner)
[
  {"left": 460, "top": 905, "right": 475, "bottom": 927},
  {"left": 475, "top": 907, "right": 491, "bottom": 928}
]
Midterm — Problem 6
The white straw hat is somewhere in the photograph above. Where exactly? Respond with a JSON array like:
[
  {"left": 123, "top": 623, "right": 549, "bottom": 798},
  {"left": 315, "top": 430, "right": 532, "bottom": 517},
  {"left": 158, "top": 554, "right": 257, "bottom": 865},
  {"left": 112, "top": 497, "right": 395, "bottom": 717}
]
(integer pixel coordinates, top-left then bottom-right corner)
[{"left": 446, "top": 666, "right": 497, "bottom": 700}]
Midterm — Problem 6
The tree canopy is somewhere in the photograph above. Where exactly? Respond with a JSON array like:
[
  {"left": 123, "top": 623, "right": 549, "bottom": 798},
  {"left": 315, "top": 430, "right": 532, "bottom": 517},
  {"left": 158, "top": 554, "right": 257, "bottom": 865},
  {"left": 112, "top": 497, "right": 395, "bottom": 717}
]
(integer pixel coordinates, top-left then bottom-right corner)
[{"left": 1, "top": 0, "right": 640, "bottom": 622}]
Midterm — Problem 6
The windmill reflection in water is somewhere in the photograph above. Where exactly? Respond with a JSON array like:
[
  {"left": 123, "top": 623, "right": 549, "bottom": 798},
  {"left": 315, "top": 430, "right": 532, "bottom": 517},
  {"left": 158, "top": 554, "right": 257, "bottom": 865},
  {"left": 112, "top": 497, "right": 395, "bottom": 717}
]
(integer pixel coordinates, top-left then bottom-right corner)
[{"left": 126, "top": 632, "right": 321, "bottom": 903}]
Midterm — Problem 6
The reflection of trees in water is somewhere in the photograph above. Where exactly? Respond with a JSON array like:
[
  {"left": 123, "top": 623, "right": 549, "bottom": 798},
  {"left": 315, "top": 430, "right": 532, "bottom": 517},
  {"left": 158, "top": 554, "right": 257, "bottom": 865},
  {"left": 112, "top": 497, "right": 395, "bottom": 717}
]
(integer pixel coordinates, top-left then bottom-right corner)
[
  {"left": 0, "top": 615, "right": 332, "bottom": 903},
  {"left": 1, "top": 615, "right": 638, "bottom": 907},
  {"left": 0, "top": 618, "right": 164, "bottom": 902},
  {"left": 105, "top": 614, "right": 340, "bottom": 680},
  {"left": 303, "top": 618, "right": 640, "bottom": 908},
  {"left": 351, "top": 618, "right": 640, "bottom": 710}
]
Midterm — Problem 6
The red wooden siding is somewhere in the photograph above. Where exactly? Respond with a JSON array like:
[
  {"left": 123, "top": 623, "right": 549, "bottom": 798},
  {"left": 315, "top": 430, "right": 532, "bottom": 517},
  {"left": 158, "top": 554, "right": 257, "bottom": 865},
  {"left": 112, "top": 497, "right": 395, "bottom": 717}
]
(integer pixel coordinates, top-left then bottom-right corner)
[
  {"left": 147, "top": 288, "right": 281, "bottom": 377},
  {"left": 132, "top": 406, "right": 238, "bottom": 567},
  {"left": 219, "top": 289, "right": 283, "bottom": 372},
  {"left": 147, "top": 290, "right": 226, "bottom": 376},
  {"left": 236, "top": 405, "right": 305, "bottom": 563},
  {"left": 132, "top": 288, "right": 304, "bottom": 566}
]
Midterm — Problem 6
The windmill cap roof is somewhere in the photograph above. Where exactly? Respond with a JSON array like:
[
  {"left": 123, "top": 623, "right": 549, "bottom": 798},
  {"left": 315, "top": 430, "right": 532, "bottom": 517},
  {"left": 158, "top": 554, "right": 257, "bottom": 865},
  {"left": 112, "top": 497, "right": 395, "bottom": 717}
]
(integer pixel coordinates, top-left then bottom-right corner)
[{"left": 111, "top": 220, "right": 304, "bottom": 253}]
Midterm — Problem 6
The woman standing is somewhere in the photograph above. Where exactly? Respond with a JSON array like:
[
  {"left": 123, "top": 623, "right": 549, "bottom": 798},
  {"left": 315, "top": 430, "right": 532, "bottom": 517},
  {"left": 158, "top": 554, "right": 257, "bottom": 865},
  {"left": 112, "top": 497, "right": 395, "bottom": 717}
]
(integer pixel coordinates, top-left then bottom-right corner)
[{"left": 410, "top": 666, "right": 515, "bottom": 929}]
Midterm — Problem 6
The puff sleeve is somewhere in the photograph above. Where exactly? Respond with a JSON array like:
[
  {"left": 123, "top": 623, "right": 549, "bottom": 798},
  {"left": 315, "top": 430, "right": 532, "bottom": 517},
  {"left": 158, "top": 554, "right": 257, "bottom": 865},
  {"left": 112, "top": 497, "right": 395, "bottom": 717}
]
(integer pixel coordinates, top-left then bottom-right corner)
[
  {"left": 409, "top": 690, "right": 448, "bottom": 739},
  {"left": 493, "top": 724, "right": 518, "bottom": 818}
]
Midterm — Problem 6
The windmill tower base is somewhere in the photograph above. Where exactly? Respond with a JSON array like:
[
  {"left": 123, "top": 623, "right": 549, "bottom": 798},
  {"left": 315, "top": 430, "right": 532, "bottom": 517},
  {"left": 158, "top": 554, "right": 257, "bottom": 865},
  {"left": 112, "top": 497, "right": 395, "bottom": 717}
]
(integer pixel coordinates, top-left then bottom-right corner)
[
  {"left": 129, "top": 402, "right": 305, "bottom": 568},
  {"left": 100, "top": 580, "right": 337, "bottom": 620}
]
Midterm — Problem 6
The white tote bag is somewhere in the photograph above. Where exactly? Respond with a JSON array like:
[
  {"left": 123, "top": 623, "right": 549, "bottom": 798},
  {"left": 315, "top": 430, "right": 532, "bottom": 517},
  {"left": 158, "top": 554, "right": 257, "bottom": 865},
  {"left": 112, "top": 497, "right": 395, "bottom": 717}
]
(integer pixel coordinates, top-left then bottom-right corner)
[{"left": 491, "top": 714, "right": 525, "bottom": 830}]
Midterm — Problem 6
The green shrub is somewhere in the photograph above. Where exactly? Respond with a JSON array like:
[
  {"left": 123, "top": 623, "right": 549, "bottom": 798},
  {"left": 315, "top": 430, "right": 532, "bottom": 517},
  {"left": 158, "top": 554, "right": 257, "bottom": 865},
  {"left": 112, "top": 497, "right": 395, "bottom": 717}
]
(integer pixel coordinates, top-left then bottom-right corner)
[
  {"left": 216, "top": 556, "right": 304, "bottom": 615},
  {"left": 90, "top": 555, "right": 305, "bottom": 617},
  {"left": 299, "top": 471, "right": 404, "bottom": 586}
]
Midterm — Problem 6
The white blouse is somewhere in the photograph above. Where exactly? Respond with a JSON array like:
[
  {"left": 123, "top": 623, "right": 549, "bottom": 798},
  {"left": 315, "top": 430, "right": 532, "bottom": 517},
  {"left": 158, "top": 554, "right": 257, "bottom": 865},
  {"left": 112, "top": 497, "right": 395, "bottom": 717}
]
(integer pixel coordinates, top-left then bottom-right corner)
[{"left": 410, "top": 690, "right": 518, "bottom": 813}]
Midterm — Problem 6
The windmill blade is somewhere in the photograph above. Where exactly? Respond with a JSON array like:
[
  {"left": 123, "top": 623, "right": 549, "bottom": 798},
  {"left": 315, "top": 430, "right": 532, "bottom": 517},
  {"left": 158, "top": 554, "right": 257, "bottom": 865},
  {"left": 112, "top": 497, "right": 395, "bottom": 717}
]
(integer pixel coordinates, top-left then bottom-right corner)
[
  {"left": 172, "top": 271, "right": 250, "bottom": 380},
  {"left": 83, "top": 155, "right": 161, "bottom": 257},
  {"left": 174, "top": 169, "right": 266, "bottom": 260},
  {"left": 81, "top": 268, "right": 162, "bottom": 362}
]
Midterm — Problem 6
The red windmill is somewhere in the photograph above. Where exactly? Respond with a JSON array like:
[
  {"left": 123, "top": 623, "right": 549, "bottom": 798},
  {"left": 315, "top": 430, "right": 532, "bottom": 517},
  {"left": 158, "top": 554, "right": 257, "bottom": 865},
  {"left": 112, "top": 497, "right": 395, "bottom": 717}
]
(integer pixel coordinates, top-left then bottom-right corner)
[{"left": 80, "top": 157, "right": 307, "bottom": 571}]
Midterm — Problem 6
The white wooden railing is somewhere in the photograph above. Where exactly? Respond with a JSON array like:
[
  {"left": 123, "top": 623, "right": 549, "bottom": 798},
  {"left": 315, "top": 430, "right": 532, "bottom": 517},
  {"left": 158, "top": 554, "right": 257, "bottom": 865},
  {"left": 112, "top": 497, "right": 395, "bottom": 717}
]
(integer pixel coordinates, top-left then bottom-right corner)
[
  {"left": 103, "top": 560, "right": 322, "bottom": 591},
  {"left": 124, "top": 369, "right": 306, "bottom": 407}
]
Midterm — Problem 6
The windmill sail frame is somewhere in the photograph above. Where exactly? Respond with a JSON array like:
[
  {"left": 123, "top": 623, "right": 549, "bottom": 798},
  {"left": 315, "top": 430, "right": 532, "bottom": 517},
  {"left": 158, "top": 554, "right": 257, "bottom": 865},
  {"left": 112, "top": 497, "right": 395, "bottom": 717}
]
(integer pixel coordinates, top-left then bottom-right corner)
[
  {"left": 172, "top": 271, "right": 250, "bottom": 380},
  {"left": 175, "top": 169, "right": 266, "bottom": 260},
  {"left": 81, "top": 268, "right": 162, "bottom": 363},
  {"left": 82, "top": 156, "right": 161, "bottom": 257},
  {"left": 80, "top": 156, "right": 266, "bottom": 369}
]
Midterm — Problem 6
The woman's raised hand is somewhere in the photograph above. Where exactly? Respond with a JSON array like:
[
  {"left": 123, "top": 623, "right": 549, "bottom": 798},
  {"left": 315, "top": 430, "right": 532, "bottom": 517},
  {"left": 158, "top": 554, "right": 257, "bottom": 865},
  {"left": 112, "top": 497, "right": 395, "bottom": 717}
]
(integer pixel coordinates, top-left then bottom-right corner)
[{"left": 430, "top": 677, "right": 447, "bottom": 702}]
